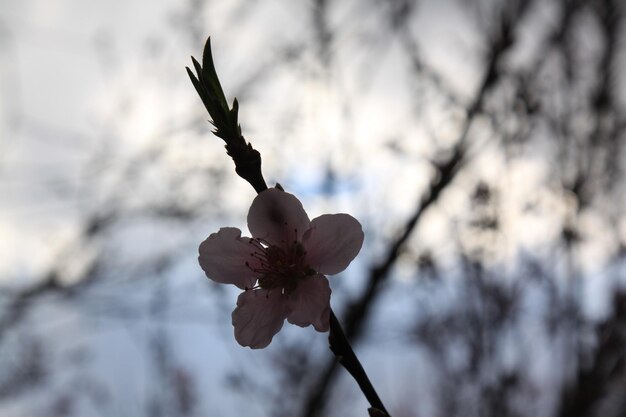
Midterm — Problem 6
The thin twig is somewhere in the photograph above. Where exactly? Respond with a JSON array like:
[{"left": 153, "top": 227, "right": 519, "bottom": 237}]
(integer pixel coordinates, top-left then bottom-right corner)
[{"left": 188, "top": 36, "right": 390, "bottom": 415}]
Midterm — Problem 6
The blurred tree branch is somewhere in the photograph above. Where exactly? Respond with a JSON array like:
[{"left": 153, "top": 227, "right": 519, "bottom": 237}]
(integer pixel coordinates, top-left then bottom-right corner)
[
  {"left": 2, "top": 1, "right": 626, "bottom": 416},
  {"left": 300, "top": 2, "right": 532, "bottom": 416}
]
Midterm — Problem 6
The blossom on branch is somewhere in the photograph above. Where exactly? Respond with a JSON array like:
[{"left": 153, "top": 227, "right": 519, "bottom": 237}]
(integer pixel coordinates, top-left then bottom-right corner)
[{"left": 199, "top": 188, "right": 364, "bottom": 349}]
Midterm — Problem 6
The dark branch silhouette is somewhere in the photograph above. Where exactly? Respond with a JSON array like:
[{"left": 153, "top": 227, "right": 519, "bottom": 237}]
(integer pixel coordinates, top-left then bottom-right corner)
[{"left": 301, "top": 2, "right": 532, "bottom": 415}]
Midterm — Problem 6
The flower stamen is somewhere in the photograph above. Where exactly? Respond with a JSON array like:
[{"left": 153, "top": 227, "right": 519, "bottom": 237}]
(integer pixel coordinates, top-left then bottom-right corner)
[{"left": 244, "top": 236, "right": 314, "bottom": 295}]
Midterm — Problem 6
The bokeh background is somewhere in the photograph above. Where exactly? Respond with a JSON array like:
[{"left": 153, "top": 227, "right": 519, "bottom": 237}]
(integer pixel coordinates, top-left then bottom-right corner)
[{"left": 1, "top": 0, "right": 626, "bottom": 416}]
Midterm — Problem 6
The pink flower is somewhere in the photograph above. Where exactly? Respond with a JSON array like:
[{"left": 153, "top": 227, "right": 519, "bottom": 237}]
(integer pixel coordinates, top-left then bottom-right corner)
[{"left": 198, "top": 188, "right": 364, "bottom": 349}]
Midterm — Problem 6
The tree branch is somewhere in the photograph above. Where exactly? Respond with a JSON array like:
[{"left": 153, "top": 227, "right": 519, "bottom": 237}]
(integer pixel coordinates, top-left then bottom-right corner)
[{"left": 300, "top": 2, "right": 531, "bottom": 415}]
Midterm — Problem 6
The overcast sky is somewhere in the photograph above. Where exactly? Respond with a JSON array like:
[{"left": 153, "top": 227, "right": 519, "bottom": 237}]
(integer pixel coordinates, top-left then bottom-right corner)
[{"left": 2, "top": 1, "right": 625, "bottom": 416}]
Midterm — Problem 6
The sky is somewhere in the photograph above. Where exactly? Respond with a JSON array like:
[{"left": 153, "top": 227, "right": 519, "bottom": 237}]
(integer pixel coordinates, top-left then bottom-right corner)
[{"left": 1, "top": 0, "right": 625, "bottom": 416}]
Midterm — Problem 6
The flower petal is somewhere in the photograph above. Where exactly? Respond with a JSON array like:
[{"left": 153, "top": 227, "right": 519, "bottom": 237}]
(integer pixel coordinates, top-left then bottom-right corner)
[
  {"left": 247, "top": 189, "right": 310, "bottom": 247},
  {"left": 198, "top": 227, "right": 259, "bottom": 290},
  {"left": 302, "top": 214, "right": 364, "bottom": 275},
  {"left": 286, "top": 274, "right": 331, "bottom": 332},
  {"left": 232, "top": 289, "right": 290, "bottom": 349}
]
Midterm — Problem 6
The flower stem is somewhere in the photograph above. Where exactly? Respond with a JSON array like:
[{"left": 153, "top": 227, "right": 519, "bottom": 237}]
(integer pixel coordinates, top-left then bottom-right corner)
[
  {"left": 329, "top": 309, "right": 390, "bottom": 416},
  {"left": 188, "top": 36, "right": 390, "bottom": 416}
]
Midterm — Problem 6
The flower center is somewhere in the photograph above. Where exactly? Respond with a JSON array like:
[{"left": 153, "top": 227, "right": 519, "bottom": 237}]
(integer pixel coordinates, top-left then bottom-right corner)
[{"left": 246, "top": 236, "right": 316, "bottom": 294}]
